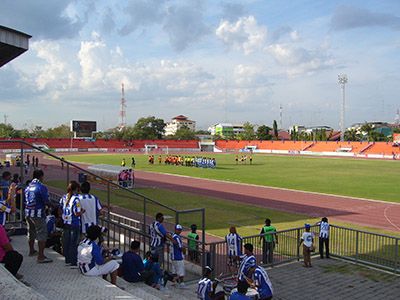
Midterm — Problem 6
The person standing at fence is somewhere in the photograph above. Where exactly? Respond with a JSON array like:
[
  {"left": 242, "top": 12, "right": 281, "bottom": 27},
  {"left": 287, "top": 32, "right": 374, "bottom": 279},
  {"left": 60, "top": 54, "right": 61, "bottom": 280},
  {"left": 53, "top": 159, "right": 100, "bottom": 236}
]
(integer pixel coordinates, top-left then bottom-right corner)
[
  {"left": 238, "top": 243, "right": 256, "bottom": 282},
  {"left": 79, "top": 181, "right": 105, "bottom": 234},
  {"left": 299, "top": 224, "right": 314, "bottom": 268},
  {"left": 246, "top": 264, "right": 273, "bottom": 300},
  {"left": 259, "top": 218, "right": 278, "bottom": 264},
  {"left": 60, "top": 181, "right": 84, "bottom": 267},
  {"left": 226, "top": 226, "right": 242, "bottom": 277},
  {"left": 188, "top": 224, "right": 199, "bottom": 263},
  {"left": 150, "top": 212, "right": 174, "bottom": 266},
  {"left": 316, "top": 217, "right": 330, "bottom": 259},
  {"left": 24, "top": 169, "right": 53, "bottom": 263},
  {"left": 170, "top": 224, "right": 186, "bottom": 288}
]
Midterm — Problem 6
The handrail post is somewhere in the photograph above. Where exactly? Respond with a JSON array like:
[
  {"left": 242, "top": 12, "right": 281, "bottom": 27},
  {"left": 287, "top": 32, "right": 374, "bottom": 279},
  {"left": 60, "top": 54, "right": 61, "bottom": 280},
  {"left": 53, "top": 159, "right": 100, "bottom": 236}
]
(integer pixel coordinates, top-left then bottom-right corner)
[
  {"left": 355, "top": 231, "right": 359, "bottom": 264},
  {"left": 210, "top": 243, "right": 216, "bottom": 278},
  {"left": 395, "top": 238, "right": 399, "bottom": 274},
  {"left": 296, "top": 228, "right": 300, "bottom": 261},
  {"left": 19, "top": 142, "right": 24, "bottom": 188},
  {"left": 143, "top": 197, "right": 147, "bottom": 251},
  {"left": 201, "top": 208, "right": 206, "bottom": 271},
  {"left": 66, "top": 163, "right": 70, "bottom": 185},
  {"left": 175, "top": 211, "right": 179, "bottom": 226},
  {"left": 107, "top": 182, "right": 111, "bottom": 247}
]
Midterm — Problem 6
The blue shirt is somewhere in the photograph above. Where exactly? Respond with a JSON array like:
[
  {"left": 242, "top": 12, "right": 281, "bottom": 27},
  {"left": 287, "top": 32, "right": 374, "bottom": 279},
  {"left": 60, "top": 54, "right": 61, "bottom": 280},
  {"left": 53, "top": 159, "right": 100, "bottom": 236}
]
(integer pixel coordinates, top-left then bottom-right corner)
[
  {"left": 229, "top": 292, "right": 251, "bottom": 300},
  {"left": 150, "top": 221, "right": 167, "bottom": 247},
  {"left": 253, "top": 266, "right": 273, "bottom": 298},
  {"left": 0, "top": 200, "right": 11, "bottom": 226},
  {"left": 170, "top": 233, "right": 183, "bottom": 261},
  {"left": 197, "top": 278, "right": 212, "bottom": 300},
  {"left": 122, "top": 251, "right": 144, "bottom": 283},
  {"left": 60, "top": 194, "right": 81, "bottom": 227},
  {"left": 238, "top": 254, "right": 256, "bottom": 281},
  {"left": 0, "top": 179, "right": 10, "bottom": 200},
  {"left": 46, "top": 215, "right": 56, "bottom": 235},
  {"left": 24, "top": 179, "right": 49, "bottom": 218}
]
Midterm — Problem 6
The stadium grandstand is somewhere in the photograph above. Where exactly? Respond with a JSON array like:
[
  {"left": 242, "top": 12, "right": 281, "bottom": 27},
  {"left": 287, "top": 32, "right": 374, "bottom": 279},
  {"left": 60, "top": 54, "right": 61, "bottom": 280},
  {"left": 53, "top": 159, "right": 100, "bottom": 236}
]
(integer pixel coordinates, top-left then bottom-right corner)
[{"left": 0, "top": 138, "right": 399, "bottom": 158}]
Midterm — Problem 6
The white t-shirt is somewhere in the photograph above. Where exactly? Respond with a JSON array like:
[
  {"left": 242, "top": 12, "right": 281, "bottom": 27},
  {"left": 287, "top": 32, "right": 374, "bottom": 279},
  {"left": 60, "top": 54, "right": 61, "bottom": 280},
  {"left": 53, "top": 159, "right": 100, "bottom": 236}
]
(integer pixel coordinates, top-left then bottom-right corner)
[{"left": 302, "top": 232, "right": 313, "bottom": 247}]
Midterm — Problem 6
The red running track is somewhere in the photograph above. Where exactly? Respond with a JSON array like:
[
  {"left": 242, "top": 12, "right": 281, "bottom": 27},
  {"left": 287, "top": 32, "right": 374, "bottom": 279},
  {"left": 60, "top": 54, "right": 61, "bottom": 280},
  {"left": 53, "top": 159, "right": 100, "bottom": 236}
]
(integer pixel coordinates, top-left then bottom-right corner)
[{"left": 134, "top": 170, "right": 400, "bottom": 233}]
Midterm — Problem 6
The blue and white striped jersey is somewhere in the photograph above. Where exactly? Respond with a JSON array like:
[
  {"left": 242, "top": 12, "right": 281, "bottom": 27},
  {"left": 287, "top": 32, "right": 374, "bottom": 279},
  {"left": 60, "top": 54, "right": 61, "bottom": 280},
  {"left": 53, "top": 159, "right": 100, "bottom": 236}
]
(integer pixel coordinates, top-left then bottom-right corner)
[
  {"left": 197, "top": 277, "right": 212, "bottom": 300},
  {"left": 225, "top": 233, "right": 242, "bottom": 256},
  {"left": 78, "top": 193, "right": 102, "bottom": 233},
  {"left": 60, "top": 194, "right": 81, "bottom": 227},
  {"left": 150, "top": 221, "right": 167, "bottom": 248},
  {"left": 0, "top": 200, "right": 11, "bottom": 226},
  {"left": 24, "top": 179, "right": 49, "bottom": 218},
  {"left": 253, "top": 266, "right": 273, "bottom": 298},
  {"left": 238, "top": 254, "right": 256, "bottom": 281},
  {"left": 170, "top": 233, "right": 183, "bottom": 261},
  {"left": 319, "top": 221, "right": 330, "bottom": 238}
]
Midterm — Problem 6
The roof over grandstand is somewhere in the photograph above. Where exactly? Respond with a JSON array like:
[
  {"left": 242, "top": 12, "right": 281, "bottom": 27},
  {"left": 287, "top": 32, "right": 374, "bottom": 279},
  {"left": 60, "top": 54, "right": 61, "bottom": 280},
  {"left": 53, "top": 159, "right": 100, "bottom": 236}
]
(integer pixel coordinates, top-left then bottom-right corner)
[{"left": 0, "top": 25, "right": 31, "bottom": 68}]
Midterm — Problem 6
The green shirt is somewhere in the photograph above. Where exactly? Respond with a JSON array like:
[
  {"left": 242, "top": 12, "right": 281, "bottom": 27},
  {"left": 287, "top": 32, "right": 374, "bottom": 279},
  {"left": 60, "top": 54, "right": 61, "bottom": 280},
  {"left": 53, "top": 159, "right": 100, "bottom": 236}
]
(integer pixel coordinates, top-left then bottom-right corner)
[
  {"left": 188, "top": 232, "right": 199, "bottom": 250},
  {"left": 262, "top": 225, "right": 277, "bottom": 242}
]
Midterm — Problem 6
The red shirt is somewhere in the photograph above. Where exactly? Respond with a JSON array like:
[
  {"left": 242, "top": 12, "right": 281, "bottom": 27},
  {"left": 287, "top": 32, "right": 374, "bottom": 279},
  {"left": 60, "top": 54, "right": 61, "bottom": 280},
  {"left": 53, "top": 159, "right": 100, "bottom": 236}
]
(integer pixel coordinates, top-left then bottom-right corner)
[{"left": 0, "top": 224, "right": 10, "bottom": 261}]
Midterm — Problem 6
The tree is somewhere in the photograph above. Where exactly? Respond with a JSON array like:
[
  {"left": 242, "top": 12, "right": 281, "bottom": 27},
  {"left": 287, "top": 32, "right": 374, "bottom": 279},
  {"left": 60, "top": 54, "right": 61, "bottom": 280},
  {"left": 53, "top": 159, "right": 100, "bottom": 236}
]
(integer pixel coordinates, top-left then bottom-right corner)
[
  {"left": 172, "top": 126, "right": 197, "bottom": 140},
  {"left": 256, "top": 125, "right": 272, "bottom": 140},
  {"left": 360, "top": 123, "right": 374, "bottom": 141},
  {"left": 131, "top": 116, "right": 166, "bottom": 139},
  {"left": 44, "top": 124, "right": 71, "bottom": 138},
  {"left": 344, "top": 128, "right": 361, "bottom": 141},
  {"left": 238, "top": 122, "right": 256, "bottom": 140},
  {"left": 272, "top": 120, "right": 278, "bottom": 140}
]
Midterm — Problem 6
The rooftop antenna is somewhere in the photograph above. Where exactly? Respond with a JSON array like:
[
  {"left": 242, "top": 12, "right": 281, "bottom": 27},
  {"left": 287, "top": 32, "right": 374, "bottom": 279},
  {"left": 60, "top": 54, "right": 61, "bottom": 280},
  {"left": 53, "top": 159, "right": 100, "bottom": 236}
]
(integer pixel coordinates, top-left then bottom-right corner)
[
  {"left": 119, "top": 83, "right": 127, "bottom": 130},
  {"left": 338, "top": 74, "right": 348, "bottom": 141}
]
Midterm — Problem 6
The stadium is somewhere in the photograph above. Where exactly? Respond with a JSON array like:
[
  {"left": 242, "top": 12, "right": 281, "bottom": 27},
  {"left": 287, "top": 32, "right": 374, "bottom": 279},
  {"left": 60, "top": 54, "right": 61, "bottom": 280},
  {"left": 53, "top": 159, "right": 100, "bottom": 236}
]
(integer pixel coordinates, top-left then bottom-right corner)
[{"left": 2, "top": 3, "right": 400, "bottom": 300}]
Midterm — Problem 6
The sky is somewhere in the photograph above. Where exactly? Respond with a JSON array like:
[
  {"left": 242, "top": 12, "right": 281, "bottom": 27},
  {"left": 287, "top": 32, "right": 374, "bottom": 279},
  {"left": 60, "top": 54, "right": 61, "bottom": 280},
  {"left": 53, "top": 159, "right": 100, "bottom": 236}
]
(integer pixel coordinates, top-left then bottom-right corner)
[{"left": 0, "top": 0, "right": 399, "bottom": 131}]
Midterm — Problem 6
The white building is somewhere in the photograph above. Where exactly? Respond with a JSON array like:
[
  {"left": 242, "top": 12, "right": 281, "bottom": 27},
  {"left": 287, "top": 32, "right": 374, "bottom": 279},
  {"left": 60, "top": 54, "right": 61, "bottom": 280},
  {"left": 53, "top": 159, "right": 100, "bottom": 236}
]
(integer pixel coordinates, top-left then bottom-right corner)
[{"left": 164, "top": 115, "right": 196, "bottom": 136}]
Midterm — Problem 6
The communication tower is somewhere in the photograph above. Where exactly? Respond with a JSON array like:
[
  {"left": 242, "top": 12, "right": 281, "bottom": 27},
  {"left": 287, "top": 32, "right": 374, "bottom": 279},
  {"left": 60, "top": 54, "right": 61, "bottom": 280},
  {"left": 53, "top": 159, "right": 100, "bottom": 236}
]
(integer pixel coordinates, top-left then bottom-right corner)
[{"left": 119, "top": 83, "right": 127, "bottom": 130}]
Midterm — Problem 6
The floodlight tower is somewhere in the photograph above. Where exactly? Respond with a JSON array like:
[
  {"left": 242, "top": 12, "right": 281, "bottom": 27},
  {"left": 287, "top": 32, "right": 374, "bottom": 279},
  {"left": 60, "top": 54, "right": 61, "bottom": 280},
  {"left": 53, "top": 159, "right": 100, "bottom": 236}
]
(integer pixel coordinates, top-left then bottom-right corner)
[
  {"left": 119, "top": 83, "right": 127, "bottom": 130},
  {"left": 279, "top": 104, "right": 283, "bottom": 129},
  {"left": 338, "top": 74, "right": 348, "bottom": 141}
]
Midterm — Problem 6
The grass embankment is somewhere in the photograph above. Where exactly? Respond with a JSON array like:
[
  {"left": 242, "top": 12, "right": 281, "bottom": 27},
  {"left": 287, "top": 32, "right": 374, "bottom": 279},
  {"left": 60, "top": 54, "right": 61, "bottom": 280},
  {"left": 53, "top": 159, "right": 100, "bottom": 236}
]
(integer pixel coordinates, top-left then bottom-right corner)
[
  {"left": 48, "top": 180, "right": 400, "bottom": 238},
  {"left": 65, "top": 153, "right": 400, "bottom": 203}
]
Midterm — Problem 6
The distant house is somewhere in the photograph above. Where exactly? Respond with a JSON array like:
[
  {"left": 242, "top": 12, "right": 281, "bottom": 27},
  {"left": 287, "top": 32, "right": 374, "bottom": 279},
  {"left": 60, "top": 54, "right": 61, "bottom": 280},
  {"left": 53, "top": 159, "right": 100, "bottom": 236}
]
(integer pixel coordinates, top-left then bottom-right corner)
[
  {"left": 164, "top": 115, "right": 196, "bottom": 136},
  {"left": 208, "top": 123, "right": 244, "bottom": 138}
]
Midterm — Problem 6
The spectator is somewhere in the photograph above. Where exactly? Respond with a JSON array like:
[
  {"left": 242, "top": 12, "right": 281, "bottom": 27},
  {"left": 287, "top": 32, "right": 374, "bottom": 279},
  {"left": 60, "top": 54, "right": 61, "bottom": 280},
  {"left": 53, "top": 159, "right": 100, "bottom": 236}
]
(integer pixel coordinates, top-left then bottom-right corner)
[
  {"left": 149, "top": 212, "right": 174, "bottom": 266},
  {"left": 144, "top": 253, "right": 163, "bottom": 289},
  {"left": 259, "top": 218, "right": 278, "bottom": 264},
  {"left": 170, "top": 224, "right": 185, "bottom": 288},
  {"left": 0, "top": 224, "right": 23, "bottom": 279},
  {"left": 197, "top": 266, "right": 225, "bottom": 300},
  {"left": 0, "top": 171, "right": 12, "bottom": 200},
  {"left": 24, "top": 169, "right": 52, "bottom": 263},
  {"left": 188, "top": 224, "right": 199, "bottom": 263},
  {"left": 79, "top": 181, "right": 106, "bottom": 234},
  {"left": 247, "top": 265, "right": 273, "bottom": 300},
  {"left": 229, "top": 280, "right": 251, "bottom": 300},
  {"left": 226, "top": 226, "right": 242, "bottom": 276},
  {"left": 316, "top": 217, "right": 330, "bottom": 259},
  {"left": 238, "top": 243, "right": 256, "bottom": 282},
  {"left": 45, "top": 207, "right": 62, "bottom": 253},
  {"left": 0, "top": 198, "right": 13, "bottom": 226},
  {"left": 299, "top": 224, "right": 314, "bottom": 268},
  {"left": 78, "top": 225, "right": 119, "bottom": 285},
  {"left": 60, "top": 181, "right": 83, "bottom": 267},
  {"left": 121, "top": 240, "right": 153, "bottom": 284}
]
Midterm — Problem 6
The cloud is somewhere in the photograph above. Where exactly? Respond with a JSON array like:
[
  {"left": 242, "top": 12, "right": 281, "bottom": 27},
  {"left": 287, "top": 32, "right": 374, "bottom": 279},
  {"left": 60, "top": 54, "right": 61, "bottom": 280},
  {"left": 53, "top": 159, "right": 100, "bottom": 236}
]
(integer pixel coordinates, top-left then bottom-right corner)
[
  {"left": 163, "top": 2, "right": 210, "bottom": 51},
  {"left": 268, "top": 44, "right": 335, "bottom": 76},
  {"left": 331, "top": 5, "right": 400, "bottom": 31},
  {"left": 220, "top": 2, "right": 247, "bottom": 21},
  {"left": 0, "top": 0, "right": 88, "bottom": 39},
  {"left": 271, "top": 26, "right": 300, "bottom": 42},
  {"left": 118, "top": 0, "right": 165, "bottom": 36},
  {"left": 216, "top": 16, "right": 267, "bottom": 54}
]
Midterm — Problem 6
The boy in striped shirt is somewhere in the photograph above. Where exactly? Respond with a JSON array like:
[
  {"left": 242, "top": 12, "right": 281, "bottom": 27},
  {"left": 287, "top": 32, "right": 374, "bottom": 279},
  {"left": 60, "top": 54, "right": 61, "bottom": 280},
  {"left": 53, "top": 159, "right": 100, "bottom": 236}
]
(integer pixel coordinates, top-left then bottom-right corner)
[
  {"left": 78, "top": 181, "right": 104, "bottom": 234},
  {"left": 247, "top": 264, "right": 273, "bottom": 300},
  {"left": 170, "top": 224, "right": 185, "bottom": 288}
]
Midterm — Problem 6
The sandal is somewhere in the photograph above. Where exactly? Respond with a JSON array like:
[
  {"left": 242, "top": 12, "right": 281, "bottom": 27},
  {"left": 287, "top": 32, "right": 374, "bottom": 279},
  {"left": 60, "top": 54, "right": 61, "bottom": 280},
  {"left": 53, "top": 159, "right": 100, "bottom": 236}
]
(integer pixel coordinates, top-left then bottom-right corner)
[{"left": 37, "top": 257, "right": 53, "bottom": 263}]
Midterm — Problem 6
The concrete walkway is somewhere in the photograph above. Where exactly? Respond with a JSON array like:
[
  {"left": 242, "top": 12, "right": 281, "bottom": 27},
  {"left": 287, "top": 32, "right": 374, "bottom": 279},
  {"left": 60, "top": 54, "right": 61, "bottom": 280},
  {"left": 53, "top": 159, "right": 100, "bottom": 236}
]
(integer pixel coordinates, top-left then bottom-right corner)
[{"left": 268, "top": 258, "right": 400, "bottom": 300}]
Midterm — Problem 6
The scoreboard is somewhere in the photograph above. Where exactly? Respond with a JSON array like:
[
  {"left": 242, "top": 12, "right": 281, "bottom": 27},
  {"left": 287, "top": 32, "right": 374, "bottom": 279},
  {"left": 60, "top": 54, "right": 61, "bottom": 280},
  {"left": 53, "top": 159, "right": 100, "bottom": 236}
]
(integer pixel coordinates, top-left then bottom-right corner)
[{"left": 70, "top": 120, "right": 97, "bottom": 137}]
